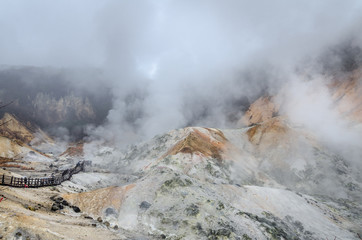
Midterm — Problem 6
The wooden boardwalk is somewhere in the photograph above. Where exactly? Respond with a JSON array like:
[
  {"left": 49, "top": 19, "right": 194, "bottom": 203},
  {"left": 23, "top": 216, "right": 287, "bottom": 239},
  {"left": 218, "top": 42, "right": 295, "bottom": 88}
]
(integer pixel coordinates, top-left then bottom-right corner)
[{"left": 0, "top": 161, "right": 86, "bottom": 188}]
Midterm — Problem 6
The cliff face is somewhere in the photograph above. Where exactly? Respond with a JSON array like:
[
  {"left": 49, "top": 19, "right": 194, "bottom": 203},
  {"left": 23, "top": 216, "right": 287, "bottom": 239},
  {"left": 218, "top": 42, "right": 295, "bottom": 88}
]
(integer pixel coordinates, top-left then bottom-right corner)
[
  {"left": 31, "top": 92, "right": 96, "bottom": 124},
  {"left": 0, "top": 113, "right": 53, "bottom": 160},
  {"left": 0, "top": 66, "right": 112, "bottom": 136}
]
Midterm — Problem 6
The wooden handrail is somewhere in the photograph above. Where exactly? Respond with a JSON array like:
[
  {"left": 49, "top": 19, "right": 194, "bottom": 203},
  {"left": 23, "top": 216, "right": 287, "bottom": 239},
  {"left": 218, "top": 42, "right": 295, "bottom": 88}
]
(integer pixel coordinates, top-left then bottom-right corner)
[{"left": 0, "top": 161, "right": 88, "bottom": 188}]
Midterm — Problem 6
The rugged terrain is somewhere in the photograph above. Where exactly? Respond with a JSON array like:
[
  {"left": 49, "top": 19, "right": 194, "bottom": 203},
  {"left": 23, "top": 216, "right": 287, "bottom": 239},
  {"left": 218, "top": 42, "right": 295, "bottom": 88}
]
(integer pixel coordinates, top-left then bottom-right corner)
[
  {"left": 0, "top": 66, "right": 112, "bottom": 138},
  {"left": 0, "top": 68, "right": 361, "bottom": 239}
]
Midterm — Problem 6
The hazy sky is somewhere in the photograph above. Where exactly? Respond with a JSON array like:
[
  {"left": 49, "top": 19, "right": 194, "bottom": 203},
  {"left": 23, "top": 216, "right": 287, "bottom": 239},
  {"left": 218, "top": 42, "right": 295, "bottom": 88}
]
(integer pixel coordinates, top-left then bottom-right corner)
[
  {"left": 1, "top": 0, "right": 362, "bottom": 144},
  {"left": 1, "top": 1, "right": 361, "bottom": 68}
]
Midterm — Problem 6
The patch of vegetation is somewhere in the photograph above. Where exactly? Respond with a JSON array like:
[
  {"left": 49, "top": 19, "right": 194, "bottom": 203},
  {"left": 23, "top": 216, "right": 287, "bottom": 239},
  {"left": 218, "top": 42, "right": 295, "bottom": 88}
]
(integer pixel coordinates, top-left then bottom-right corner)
[
  {"left": 162, "top": 177, "right": 192, "bottom": 190},
  {"left": 216, "top": 201, "right": 225, "bottom": 211},
  {"left": 193, "top": 218, "right": 237, "bottom": 240},
  {"left": 320, "top": 197, "right": 362, "bottom": 221},
  {"left": 263, "top": 224, "right": 289, "bottom": 240},
  {"left": 205, "top": 160, "right": 231, "bottom": 182},
  {"left": 205, "top": 162, "right": 214, "bottom": 175},
  {"left": 236, "top": 211, "right": 307, "bottom": 240},
  {"left": 207, "top": 228, "right": 232, "bottom": 239},
  {"left": 163, "top": 156, "right": 172, "bottom": 164},
  {"left": 345, "top": 182, "right": 358, "bottom": 191},
  {"left": 149, "top": 210, "right": 164, "bottom": 218},
  {"left": 242, "top": 234, "right": 252, "bottom": 240},
  {"left": 185, "top": 204, "right": 199, "bottom": 216},
  {"left": 262, "top": 211, "right": 273, "bottom": 218}
]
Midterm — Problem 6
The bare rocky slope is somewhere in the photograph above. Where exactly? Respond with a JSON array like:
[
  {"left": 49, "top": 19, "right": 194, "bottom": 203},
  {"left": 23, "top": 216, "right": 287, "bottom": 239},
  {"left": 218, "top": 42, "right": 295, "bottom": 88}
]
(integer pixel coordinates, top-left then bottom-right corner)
[
  {"left": 0, "top": 113, "right": 55, "bottom": 173},
  {"left": 0, "top": 69, "right": 361, "bottom": 239},
  {"left": 0, "top": 66, "right": 112, "bottom": 138},
  {"left": 77, "top": 125, "right": 360, "bottom": 239}
]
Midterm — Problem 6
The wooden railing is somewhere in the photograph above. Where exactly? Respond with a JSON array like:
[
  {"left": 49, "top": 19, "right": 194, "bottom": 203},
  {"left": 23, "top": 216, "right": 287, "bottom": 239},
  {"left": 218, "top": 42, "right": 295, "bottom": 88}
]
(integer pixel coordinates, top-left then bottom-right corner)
[{"left": 0, "top": 161, "right": 87, "bottom": 188}]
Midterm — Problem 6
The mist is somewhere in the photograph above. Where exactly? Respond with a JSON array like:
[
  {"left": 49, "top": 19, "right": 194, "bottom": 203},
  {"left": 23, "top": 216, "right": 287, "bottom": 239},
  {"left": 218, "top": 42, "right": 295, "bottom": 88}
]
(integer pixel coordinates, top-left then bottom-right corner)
[{"left": 1, "top": 0, "right": 362, "bottom": 148}]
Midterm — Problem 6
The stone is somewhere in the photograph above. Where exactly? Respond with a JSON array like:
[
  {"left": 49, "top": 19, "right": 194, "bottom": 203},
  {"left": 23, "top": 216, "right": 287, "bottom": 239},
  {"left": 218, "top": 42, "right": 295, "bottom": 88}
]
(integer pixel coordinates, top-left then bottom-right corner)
[
  {"left": 27, "top": 206, "right": 36, "bottom": 211},
  {"left": 72, "top": 206, "right": 81, "bottom": 213},
  {"left": 51, "top": 204, "right": 60, "bottom": 211},
  {"left": 139, "top": 201, "right": 151, "bottom": 210}
]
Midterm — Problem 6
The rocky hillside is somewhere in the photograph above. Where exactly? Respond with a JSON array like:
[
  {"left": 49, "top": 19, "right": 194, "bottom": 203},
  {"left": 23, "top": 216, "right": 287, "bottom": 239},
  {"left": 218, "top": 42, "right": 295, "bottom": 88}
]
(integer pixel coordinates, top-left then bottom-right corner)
[
  {"left": 69, "top": 123, "right": 359, "bottom": 239},
  {"left": 0, "top": 113, "right": 52, "bottom": 145},
  {"left": 31, "top": 92, "right": 96, "bottom": 125},
  {"left": 0, "top": 66, "right": 112, "bottom": 137},
  {"left": 0, "top": 69, "right": 361, "bottom": 239},
  {"left": 66, "top": 68, "right": 360, "bottom": 239},
  {"left": 0, "top": 113, "right": 53, "bottom": 159},
  {"left": 0, "top": 112, "right": 63, "bottom": 180}
]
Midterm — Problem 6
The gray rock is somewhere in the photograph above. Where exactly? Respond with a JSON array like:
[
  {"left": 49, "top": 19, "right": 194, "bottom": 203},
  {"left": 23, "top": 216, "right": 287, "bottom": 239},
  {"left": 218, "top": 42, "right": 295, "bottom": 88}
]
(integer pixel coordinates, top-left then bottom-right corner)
[
  {"left": 139, "top": 201, "right": 151, "bottom": 210},
  {"left": 51, "top": 203, "right": 60, "bottom": 211}
]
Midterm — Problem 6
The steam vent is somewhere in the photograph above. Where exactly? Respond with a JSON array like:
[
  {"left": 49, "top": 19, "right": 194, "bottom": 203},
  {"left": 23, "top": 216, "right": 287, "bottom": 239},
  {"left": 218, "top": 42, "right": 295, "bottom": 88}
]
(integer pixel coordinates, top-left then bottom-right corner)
[{"left": 0, "top": 1, "right": 361, "bottom": 239}]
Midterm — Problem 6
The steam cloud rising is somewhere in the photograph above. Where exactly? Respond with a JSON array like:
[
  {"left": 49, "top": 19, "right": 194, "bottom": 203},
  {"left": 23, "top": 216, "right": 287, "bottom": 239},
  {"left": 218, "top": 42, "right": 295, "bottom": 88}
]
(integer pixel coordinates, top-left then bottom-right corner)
[{"left": 1, "top": 0, "right": 362, "bottom": 152}]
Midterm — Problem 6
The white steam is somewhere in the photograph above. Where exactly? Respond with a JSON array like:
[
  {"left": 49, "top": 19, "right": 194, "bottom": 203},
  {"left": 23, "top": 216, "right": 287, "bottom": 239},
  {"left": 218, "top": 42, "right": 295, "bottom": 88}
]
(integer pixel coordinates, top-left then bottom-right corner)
[{"left": 0, "top": 0, "right": 362, "bottom": 147}]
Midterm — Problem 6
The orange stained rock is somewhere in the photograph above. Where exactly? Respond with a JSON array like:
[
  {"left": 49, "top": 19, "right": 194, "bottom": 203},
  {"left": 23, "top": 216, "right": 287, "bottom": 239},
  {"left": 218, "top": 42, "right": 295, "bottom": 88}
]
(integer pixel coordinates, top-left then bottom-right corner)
[
  {"left": 246, "top": 117, "right": 288, "bottom": 145},
  {"left": 63, "top": 184, "right": 135, "bottom": 217},
  {"left": 329, "top": 67, "right": 362, "bottom": 123},
  {"left": 162, "top": 128, "right": 230, "bottom": 161},
  {"left": 240, "top": 96, "right": 279, "bottom": 127},
  {"left": 60, "top": 141, "right": 84, "bottom": 157}
]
